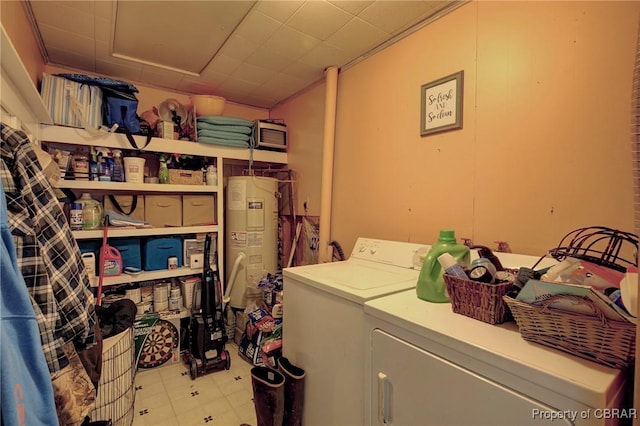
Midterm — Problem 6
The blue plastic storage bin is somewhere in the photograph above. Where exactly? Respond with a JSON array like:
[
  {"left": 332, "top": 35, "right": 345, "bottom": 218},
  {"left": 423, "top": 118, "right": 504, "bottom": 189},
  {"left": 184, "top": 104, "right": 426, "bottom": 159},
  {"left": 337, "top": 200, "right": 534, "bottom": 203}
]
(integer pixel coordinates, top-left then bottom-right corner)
[
  {"left": 143, "top": 237, "right": 182, "bottom": 271},
  {"left": 110, "top": 238, "right": 142, "bottom": 270}
]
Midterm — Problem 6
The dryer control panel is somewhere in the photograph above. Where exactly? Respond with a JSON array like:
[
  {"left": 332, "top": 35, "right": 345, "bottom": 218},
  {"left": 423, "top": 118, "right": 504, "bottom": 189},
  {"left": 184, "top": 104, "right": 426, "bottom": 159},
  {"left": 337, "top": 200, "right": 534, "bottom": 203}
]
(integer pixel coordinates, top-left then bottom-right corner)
[{"left": 350, "top": 238, "right": 429, "bottom": 270}]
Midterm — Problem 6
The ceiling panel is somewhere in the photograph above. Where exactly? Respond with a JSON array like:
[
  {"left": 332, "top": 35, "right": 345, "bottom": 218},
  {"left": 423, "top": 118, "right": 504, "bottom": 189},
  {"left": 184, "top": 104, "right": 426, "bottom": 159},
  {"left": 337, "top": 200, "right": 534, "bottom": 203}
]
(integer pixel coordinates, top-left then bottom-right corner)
[{"left": 25, "top": 0, "right": 465, "bottom": 109}]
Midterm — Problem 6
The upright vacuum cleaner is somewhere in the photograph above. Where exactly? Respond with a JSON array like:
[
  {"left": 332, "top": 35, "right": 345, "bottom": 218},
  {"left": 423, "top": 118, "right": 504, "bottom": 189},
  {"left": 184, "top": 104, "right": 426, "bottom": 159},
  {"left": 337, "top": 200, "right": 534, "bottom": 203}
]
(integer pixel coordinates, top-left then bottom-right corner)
[{"left": 183, "top": 233, "right": 231, "bottom": 379}]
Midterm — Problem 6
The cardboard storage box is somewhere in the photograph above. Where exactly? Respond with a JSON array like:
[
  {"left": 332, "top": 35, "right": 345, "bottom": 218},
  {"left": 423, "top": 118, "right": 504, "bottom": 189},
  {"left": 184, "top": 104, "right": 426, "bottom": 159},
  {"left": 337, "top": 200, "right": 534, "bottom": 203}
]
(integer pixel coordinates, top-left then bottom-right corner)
[
  {"left": 133, "top": 312, "right": 180, "bottom": 370},
  {"left": 182, "top": 195, "right": 215, "bottom": 226},
  {"left": 143, "top": 237, "right": 183, "bottom": 271},
  {"left": 104, "top": 195, "right": 145, "bottom": 222},
  {"left": 40, "top": 73, "right": 103, "bottom": 129},
  {"left": 145, "top": 195, "right": 182, "bottom": 228},
  {"left": 168, "top": 169, "right": 203, "bottom": 186}
]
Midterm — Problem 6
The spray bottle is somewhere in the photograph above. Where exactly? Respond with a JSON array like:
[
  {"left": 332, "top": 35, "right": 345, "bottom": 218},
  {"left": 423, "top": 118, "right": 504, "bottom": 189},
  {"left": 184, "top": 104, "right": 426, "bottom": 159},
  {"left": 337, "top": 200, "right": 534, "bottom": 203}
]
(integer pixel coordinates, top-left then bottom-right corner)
[
  {"left": 416, "top": 229, "right": 470, "bottom": 303},
  {"left": 111, "top": 149, "right": 124, "bottom": 182}
]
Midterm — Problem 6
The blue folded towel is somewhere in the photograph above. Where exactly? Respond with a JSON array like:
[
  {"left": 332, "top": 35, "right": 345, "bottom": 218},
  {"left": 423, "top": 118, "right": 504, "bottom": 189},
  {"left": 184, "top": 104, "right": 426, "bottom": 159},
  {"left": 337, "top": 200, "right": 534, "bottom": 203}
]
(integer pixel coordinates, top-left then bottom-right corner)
[
  {"left": 197, "top": 129, "right": 250, "bottom": 142},
  {"left": 197, "top": 115, "right": 254, "bottom": 127},
  {"left": 196, "top": 122, "right": 253, "bottom": 135}
]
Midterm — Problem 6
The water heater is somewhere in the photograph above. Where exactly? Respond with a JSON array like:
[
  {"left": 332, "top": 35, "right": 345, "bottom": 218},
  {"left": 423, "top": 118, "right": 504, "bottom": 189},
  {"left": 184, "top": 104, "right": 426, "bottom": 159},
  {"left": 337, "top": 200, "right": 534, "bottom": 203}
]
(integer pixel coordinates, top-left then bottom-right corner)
[{"left": 225, "top": 176, "right": 279, "bottom": 309}]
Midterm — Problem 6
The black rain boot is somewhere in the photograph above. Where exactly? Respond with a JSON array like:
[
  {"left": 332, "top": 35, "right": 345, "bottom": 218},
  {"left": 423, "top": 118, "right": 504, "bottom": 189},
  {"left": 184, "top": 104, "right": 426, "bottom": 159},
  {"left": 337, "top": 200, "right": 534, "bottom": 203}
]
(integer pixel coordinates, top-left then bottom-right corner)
[
  {"left": 251, "top": 366, "right": 285, "bottom": 426},
  {"left": 278, "top": 357, "right": 306, "bottom": 426}
]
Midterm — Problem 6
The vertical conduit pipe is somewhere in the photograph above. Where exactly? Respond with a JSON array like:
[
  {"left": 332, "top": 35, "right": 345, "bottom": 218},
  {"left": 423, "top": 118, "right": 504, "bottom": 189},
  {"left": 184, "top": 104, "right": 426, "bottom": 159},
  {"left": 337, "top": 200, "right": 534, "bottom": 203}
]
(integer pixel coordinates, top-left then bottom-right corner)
[{"left": 319, "top": 66, "right": 339, "bottom": 263}]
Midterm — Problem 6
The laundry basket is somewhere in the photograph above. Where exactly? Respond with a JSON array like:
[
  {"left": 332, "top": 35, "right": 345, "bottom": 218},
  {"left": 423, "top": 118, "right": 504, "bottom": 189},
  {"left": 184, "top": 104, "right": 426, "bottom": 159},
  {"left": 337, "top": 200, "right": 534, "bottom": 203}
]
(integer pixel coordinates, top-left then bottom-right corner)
[{"left": 89, "top": 327, "right": 136, "bottom": 426}]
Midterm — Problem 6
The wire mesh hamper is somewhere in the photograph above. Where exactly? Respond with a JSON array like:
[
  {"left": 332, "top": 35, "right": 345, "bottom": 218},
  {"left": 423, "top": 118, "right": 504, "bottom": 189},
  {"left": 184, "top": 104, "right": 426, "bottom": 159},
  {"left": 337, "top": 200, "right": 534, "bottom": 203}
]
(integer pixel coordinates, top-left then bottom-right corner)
[{"left": 89, "top": 327, "right": 136, "bottom": 425}]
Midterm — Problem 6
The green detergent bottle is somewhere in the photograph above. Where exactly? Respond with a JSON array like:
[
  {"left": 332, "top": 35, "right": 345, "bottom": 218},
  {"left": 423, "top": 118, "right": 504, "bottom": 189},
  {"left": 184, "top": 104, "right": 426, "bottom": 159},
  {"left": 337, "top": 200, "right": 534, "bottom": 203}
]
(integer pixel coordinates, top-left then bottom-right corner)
[{"left": 416, "top": 229, "right": 470, "bottom": 303}]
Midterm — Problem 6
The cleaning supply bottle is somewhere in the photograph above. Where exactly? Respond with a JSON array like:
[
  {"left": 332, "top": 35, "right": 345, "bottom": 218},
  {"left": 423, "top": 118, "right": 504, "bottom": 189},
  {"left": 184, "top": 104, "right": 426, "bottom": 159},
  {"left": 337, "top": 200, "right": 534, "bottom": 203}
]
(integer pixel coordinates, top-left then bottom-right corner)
[
  {"left": 111, "top": 149, "right": 124, "bottom": 182},
  {"left": 417, "top": 229, "right": 470, "bottom": 302},
  {"left": 80, "top": 193, "right": 103, "bottom": 230},
  {"left": 159, "top": 153, "right": 169, "bottom": 184},
  {"left": 89, "top": 147, "right": 99, "bottom": 181}
]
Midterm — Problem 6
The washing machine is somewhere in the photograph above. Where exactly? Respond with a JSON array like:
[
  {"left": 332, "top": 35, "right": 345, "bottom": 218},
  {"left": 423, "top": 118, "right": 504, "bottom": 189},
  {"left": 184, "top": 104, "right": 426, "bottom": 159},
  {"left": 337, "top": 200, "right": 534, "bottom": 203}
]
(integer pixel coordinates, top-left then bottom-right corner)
[
  {"left": 364, "top": 287, "right": 630, "bottom": 425},
  {"left": 282, "top": 237, "right": 430, "bottom": 426}
]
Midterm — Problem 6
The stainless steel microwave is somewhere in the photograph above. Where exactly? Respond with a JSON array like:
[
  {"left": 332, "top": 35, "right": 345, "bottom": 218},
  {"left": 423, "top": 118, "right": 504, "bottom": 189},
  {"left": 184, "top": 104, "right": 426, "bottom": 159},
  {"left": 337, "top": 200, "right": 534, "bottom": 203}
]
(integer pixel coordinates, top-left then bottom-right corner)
[{"left": 254, "top": 120, "right": 287, "bottom": 151}]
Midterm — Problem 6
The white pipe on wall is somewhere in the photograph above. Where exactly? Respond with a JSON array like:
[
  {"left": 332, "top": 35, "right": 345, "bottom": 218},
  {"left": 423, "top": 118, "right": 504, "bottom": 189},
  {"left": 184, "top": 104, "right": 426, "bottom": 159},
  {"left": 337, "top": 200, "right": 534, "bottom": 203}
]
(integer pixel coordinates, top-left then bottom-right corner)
[{"left": 318, "top": 66, "right": 339, "bottom": 263}]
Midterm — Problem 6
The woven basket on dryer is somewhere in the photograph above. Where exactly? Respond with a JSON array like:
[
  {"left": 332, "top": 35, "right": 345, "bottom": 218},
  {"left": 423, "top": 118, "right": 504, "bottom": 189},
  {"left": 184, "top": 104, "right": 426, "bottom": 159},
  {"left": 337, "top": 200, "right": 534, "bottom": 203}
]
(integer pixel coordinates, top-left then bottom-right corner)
[
  {"left": 443, "top": 274, "right": 515, "bottom": 325},
  {"left": 503, "top": 294, "right": 636, "bottom": 369}
]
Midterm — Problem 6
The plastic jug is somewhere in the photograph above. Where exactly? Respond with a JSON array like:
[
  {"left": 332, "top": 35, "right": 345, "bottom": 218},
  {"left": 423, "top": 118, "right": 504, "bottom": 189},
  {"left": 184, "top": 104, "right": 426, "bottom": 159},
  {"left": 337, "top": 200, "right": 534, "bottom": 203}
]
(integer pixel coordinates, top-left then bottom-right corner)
[
  {"left": 416, "top": 229, "right": 470, "bottom": 303},
  {"left": 80, "top": 193, "right": 103, "bottom": 230}
]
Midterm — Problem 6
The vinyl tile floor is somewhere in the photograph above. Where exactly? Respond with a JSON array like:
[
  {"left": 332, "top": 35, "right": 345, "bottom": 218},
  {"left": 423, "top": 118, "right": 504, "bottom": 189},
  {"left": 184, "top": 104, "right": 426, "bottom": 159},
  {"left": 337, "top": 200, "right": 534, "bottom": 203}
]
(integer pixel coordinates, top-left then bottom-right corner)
[{"left": 132, "top": 343, "right": 257, "bottom": 426}]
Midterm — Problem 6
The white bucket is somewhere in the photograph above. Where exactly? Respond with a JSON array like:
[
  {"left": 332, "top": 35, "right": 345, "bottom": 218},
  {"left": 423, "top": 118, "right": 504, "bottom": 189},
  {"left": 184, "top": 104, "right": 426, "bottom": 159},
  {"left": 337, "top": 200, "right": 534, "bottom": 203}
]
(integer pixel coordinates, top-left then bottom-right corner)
[
  {"left": 125, "top": 287, "right": 141, "bottom": 304},
  {"left": 137, "top": 301, "right": 152, "bottom": 315},
  {"left": 123, "top": 157, "right": 145, "bottom": 183},
  {"left": 154, "top": 299, "right": 168, "bottom": 312},
  {"left": 154, "top": 283, "right": 169, "bottom": 303}
]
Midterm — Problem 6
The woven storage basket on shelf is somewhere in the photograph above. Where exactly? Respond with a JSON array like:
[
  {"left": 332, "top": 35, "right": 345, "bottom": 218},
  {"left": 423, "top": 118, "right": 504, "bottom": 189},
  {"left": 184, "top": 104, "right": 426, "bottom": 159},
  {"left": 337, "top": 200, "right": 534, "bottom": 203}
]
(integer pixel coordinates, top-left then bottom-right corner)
[
  {"left": 443, "top": 274, "right": 515, "bottom": 325},
  {"left": 503, "top": 294, "right": 636, "bottom": 369}
]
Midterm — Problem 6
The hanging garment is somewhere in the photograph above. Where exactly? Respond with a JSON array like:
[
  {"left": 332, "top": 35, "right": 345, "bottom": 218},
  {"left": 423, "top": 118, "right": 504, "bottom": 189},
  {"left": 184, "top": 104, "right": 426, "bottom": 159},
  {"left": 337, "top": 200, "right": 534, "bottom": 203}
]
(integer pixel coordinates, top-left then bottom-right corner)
[
  {"left": 0, "top": 179, "right": 58, "bottom": 425},
  {"left": 0, "top": 123, "right": 96, "bottom": 374}
]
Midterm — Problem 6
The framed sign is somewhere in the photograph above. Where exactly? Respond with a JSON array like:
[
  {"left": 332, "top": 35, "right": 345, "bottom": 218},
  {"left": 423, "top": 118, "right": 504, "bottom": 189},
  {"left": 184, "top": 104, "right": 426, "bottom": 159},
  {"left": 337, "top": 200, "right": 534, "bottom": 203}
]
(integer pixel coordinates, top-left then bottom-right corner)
[{"left": 420, "top": 70, "right": 464, "bottom": 136}]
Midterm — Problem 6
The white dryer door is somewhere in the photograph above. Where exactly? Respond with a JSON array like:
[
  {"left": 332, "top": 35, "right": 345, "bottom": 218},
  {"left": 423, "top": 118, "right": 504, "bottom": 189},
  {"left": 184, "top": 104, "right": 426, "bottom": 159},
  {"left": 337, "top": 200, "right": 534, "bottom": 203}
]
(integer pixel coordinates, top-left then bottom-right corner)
[{"left": 370, "top": 330, "right": 573, "bottom": 426}]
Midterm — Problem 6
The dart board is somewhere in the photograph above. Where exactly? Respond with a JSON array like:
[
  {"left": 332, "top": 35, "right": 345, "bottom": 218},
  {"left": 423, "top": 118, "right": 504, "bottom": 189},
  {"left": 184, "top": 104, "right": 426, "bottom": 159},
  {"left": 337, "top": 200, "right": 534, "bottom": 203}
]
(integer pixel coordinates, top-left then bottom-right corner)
[{"left": 137, "top": 318, "right": 179, "bottom": 369}]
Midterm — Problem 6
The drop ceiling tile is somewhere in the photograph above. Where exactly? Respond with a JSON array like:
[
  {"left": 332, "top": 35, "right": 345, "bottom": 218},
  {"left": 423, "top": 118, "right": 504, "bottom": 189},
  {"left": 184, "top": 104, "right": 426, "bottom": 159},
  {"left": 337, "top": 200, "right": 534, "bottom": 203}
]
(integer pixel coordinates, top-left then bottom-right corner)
[
  {"left": 177, "top": 78, "right": 223, "bottom": 95},
  {"left": 244, "top": 48, "right": 292, "bottom": 72},
  {"left": 230, "top": 63, "right": 276, "bottom": 86},
  {"left": 298, "top": 42, "right": 352, "bottom": 68},
  {"left": 282, "top": 60, "right": 324, "bottom": 80},
  {"left": 112, "top": 1, "right": 253, "bottom": 73},
  {"left": 220, "top": 34, "right": 261, "bottom": 61},
  {"left": 234, "top": 93, "right": 276, "bottom": 109},
  {"left": 38, "top": 23, "right": 94, "bottom": 57},
  {"left": 55, "top": 1, "right": 94, "bottom": 15},
  {"left": 262, "top": 72, "right": 308, "bottom": 94},
  {"left": 263, "top": 26, "right": 320, "bottom": 60},
  {"left": 325, "top": 17, "right": 388, "bottom": 57},
  {"left": 95, "top": 41, "right": 112, "bottom": 60},
  {"left": 205, "top": 54, "right": 243, "bottom": 77},
  {"left": 328, "top": 0, "right": 374, "bottom": 16},
  {"left": 30, "top": 2, "right": 94, "bottom": 39},
  {"left": 94, "top": 0, "right": 115, "bottom": 20},
  {"left": 95, "top": 59, "right": 143, "bottom": 83},
  {"left": 254, "top": 0, "right": 304, "bottom": 23},
  {"left": 357, "top": 0, "right": 431, "bottom": 34},
  {"left": 47, "top": 46, "right": 95, "bottom": 73},
  {"left": 95, "top": 18, "right": 111, "bottom": 43},
  {"left": 141, "top": 66, "right": 185, "bottom": 90},
  {"left": 216, "top": 77, "right": 260, "bottom": 96},
  {"left": 286, "top": 1, "right": 352, "bottom": 41},
  {"left": 199, "top": 67, "right": 230, "bottom": 85},
  {"left": 234, "top": 10, "right": 282, "bottom": 44}
]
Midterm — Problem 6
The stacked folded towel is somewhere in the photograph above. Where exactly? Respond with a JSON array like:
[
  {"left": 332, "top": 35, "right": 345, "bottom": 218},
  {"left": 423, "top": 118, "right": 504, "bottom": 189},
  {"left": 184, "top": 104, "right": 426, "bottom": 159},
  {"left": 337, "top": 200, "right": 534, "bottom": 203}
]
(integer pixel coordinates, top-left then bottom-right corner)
[{"left": 196, "top": 116, "right": 255, "bottom": 148}]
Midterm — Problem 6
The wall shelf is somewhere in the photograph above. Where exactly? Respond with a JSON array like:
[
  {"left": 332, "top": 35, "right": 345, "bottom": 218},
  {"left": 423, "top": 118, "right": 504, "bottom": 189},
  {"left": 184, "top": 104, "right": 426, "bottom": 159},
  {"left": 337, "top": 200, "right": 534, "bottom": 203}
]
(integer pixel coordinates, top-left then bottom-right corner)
[
  {"left": 40, "top": 124, "right": 288, "bottom": 164},
  {"left": 57, "top": 180, "right": 218, "bottom": 194},
  {"left": 90, "top": 266, "right": 202, "bottom": 287},
  {"left": 73, "top": 225, "right": 217, "bottom": 240}
]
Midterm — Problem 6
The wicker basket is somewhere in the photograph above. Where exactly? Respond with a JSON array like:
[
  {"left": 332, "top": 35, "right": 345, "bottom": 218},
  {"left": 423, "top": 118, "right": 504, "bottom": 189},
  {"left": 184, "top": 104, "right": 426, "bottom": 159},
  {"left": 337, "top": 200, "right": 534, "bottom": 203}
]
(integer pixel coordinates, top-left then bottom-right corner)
[
  {"left": 503, "top": 294, "right": 636, "bottom": 369},
  {"left": 443, "top": 274, "right": 515, "bottom": 325},
  {"left": 168, "top": 169, "right": 204, "bottom": 185}
]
